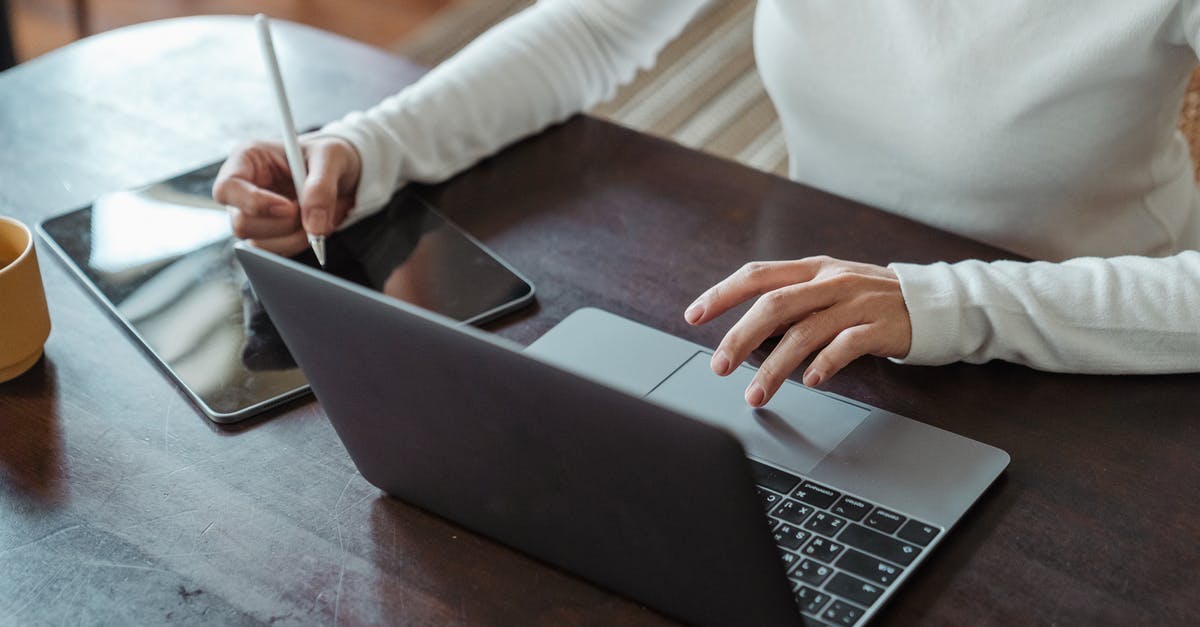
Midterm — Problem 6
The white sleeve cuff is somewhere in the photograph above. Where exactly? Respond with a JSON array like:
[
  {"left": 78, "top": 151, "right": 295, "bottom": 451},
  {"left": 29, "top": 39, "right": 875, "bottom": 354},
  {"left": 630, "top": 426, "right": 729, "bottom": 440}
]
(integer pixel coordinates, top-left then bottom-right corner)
[
  {"left": 887, "top": 261, "right": 967, "bottom": 366},
  {"left": 306, "top": 118, "right": 405, "bottom": 231}
]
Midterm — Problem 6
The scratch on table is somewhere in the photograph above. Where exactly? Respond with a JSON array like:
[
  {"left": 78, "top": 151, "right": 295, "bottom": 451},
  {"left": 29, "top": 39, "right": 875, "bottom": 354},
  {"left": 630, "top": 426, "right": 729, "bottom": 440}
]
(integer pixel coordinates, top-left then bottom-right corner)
[
  {"left": 163, "top": 451, "right": 221, "bottom": 479},
  {"left": 155, "top": 548, "right": 241, "bottom": 560},
  {"left": 59, "top": 567, "right": 89, "bottom": 623},
  {"left": 331, "top": 472, "right": 356, "bottom": 517},
  {"left": 0, "top": 524, "right": 83, "bottom": 558},
  {"left": 164, "top": 461, "right": 200, "bottom": 479},
  {"left": 98, "top": 467, "right": 132, "bottom": 507},
  {"left": 200, "top": 521, "right": 215, "bottom": 536},
  {"left": 81, "top": 560, "right": 172, "bottom": 574},
  {"left": 344, "top": 490, "right": 374, "bottom": 514},
  {"left": 163, "top": 399, "right": 171, "bottom": 454},
  {"left": 117, "top": 508, "right": 201, "bottom": 532},
  {"left": 333, "top": 517, "right": 347, "bottom": 625},
  {"left": 4, "top": 568, "right": 65, "bottom": 620}
]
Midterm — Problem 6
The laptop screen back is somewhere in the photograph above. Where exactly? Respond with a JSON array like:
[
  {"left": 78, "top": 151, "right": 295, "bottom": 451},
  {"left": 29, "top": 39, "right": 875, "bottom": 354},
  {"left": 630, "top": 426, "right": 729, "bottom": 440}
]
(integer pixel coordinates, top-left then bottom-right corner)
[{"left": 235, "top": 244, "right": 805, "bottom": 627}]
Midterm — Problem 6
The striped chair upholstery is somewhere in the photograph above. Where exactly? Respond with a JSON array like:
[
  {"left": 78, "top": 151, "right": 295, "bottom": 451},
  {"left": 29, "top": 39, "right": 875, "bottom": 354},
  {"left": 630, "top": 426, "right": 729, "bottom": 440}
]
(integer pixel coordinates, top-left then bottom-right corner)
[{"left": 394, "top": 0, "right": 787, "bottom": 176}]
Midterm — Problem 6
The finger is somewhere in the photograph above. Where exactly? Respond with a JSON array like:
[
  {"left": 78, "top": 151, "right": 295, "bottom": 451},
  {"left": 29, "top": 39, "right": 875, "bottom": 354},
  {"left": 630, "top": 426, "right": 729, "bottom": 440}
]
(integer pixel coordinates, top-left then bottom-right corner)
[
  {"left": 213, "top": 143, "right": 259, "bottom": 192},
  {"left": 228, "top": 205, "right": 301, "bottom": 240},
  {"left": 297, "top": 147, "right": 340, "bottom": 235},
  {"left": 216, "top": 177, "right": 296, "bottom": 219},
  {"left": 685, "top": 257, "right": 830, "bottom": 325},
  {"left": 711, "top": 280, "right": 840, "bottom": 377},
  {"left": 299, "top": 140, "right": 357, "bottom": 235},
  {"left": 246, "top": 230, "right": 311, "bottom": 258},
  {"left": 744, "top": 309, "right": 847, "bottom": 407},
  {"left": 803, "top": 324, "right": 879, "bottom": 388},
  {"left": 213, "top": 143, "right": 296, "bottom": 218}
]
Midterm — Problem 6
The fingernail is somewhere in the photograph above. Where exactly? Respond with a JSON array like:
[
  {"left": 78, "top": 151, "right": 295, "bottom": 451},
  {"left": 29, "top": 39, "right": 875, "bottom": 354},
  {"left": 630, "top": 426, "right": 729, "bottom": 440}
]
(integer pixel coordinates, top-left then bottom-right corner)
[
  {"left": 711, "top": 350, "right": 730, "bottom": 376},
  {"left": 684, "top": 304, "right": 704, "bottom": 324},
  {"left": 746, "top": 384, "right": 765, "bottom": 407},
  {"left": 803, "top": 370, "right": 822, "bottom": 387}
]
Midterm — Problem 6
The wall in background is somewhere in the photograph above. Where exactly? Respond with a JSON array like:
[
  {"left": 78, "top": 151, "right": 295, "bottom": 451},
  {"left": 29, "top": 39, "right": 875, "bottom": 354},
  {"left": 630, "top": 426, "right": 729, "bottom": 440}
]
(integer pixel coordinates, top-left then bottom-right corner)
[{"left": 10, "top": 0, "right": 453, "bottom": 62}]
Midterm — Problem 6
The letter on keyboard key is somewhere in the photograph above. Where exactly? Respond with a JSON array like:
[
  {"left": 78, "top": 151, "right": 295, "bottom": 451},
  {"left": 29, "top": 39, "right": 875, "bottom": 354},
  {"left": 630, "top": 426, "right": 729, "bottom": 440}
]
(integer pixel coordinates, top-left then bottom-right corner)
[
  {"left": 792, "top": 558, "right": 833, "bottom": 586},
  {"left": 822, "top": 600, "right": 864, "bottom": 626},
  {"left": 831, "top": 496, "right": 872, "bottom": 522},
  {"left": 779, "top": 549, "right": 801, "bottom": 572},
  {"left": 801, "top": 536, "right": 845, "bottom": 563},
  {"left": 771, "top": 498, "right": 815, "bottom": 526},
  {"left": 863, "top": 507, "right": 906, "bottom": 534},
  {"left": 792, "top": 481, "right": 841, "bottom": 509},
  {"left": 804, "top": 511, "right": 847, "bottom": 538},
  {"left": 757, "top": 487, "right": 782, "bottom": 511},
  {"left": 794, "top": 585, "right": 831, "bottom": 617},
  {"left": 835, "top": 549, "right": 901, "bottom": 586},
  {"left": 773, "top": 523, "right": 811, "bottom": 552}
]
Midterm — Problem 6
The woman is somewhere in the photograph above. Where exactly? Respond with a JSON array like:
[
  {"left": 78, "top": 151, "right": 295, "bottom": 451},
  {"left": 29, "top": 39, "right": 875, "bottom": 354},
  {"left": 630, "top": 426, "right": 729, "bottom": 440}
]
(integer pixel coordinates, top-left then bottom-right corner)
[{"left": 214, "top": 0, "right": 1200, "bottom": 407}]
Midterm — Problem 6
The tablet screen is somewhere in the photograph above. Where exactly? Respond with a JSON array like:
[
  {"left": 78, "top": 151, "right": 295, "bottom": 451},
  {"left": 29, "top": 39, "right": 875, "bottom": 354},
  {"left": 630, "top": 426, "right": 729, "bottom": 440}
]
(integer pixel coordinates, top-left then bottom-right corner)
[{"left": 39, "top": 161, "right": 534, "bottom": 422}]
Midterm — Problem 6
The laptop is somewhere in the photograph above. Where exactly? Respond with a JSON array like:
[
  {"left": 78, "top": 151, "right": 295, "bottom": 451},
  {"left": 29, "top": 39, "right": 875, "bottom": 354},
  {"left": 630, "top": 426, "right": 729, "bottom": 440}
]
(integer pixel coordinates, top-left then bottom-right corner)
[{"left": 235, "top": 242, "right": 1009, "bottom": 627}]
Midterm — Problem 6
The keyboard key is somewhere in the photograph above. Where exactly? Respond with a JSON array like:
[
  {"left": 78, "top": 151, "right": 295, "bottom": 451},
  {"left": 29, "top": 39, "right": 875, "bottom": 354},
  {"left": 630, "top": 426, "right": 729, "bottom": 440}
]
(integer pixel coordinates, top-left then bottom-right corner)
[
  {"left": 750, "top": 460, "right": 802, "bottom": 495},
  {"left": 831, "top": 496, "right": 872, "bottom": 522},
  {"left": 798, "top": 615, "right": 828, "bottom": 627},
  {"left": 863, "top": 507, "right": 906, "bottom": 534},
  {"left": 792, "top": 481, "right": 841, "bottom": 509},
  {"left": 824, "top": 572, "right": 884, "bottom": 608},
  {"left": 794, "top": 585, "right": 831, "bottom": 616},
  {"left": 802, "top": 536, "right": 845, "bottom": 563},
  {"left": 836, "top": 549, "right": 902, "bottom": 586},
  {"left": 838, "top": 524, "right": 920, "bottom": 566},
  {"left": 792, "top": 558, "right": 833, "bottom": 586},
  {"left": 774, "top": 523, "right": 811, "bottom": 552},
  {"left": 897, "top": 519, "right": 940, "bottom": 547},
  {"left": 757, "top": 487, "right": 784, "bottom": 511},
  {"left": 822, "top": 600, "right": 865, "bottom": 626},
  {"left": 771, "top": 498, "right": 815, "bottom": 526},
  {"left": 804, "top": 511, "right": 848, "bottom": 538},
  {"left": 779, "top": 549, "right": 801, "bottom": 571}
]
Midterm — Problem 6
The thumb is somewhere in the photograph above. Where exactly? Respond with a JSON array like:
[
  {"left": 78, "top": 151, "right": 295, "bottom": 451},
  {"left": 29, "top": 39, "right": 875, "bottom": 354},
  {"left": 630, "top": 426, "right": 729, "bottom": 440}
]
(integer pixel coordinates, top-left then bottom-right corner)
[
  {"left": 298, "top": 170, "right": 338, "bottom": 237},
  {"left": 298, "top": 139, "right": 357, "bottom": 236}
]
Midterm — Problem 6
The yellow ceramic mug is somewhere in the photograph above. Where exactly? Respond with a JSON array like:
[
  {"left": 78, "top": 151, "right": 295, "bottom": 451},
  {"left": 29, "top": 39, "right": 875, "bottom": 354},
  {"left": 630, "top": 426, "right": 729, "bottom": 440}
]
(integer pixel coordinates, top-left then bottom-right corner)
[{"left": 0, "top": 216, "right": 52, "bottom": 383}]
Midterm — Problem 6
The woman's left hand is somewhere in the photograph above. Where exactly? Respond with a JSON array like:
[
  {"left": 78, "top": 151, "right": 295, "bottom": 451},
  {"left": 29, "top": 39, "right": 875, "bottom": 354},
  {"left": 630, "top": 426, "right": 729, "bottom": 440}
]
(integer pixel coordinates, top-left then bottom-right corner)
[{"left": 684, "top": 256, "right": 912, "bottom": 407}]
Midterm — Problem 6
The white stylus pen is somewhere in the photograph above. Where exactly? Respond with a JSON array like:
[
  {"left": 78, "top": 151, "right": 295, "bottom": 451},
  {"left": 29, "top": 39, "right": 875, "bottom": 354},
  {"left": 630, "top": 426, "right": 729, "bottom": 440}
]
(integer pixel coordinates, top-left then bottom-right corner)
[{"left": 254, "top": 13, "right": 326, "bottom": 266}]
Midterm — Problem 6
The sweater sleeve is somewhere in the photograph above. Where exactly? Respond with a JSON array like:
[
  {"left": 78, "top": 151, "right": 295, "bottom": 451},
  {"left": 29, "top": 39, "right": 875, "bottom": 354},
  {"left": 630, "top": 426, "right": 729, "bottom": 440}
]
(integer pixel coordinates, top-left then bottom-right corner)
[
  {"left": 318, "top": 0, "right": 707, "bottom": 225},
  {"left": 889, "top": 251, "right": 1200, "bottom": 373},
  {"left": 887, "top": 2, "right": 1200, "bottom": 373}
]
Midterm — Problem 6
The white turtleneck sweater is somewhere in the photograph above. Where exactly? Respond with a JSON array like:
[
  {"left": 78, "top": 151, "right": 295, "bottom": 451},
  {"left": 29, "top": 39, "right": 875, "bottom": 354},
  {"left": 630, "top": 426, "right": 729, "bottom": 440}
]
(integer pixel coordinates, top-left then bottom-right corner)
[{"left": 321, "top": 0, "right": 1200, "bottom": 374}]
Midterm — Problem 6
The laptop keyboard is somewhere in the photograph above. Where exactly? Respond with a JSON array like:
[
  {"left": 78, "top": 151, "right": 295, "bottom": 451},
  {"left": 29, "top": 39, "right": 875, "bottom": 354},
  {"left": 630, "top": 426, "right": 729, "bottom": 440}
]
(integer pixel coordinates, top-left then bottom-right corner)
[{"left": 750, "top": 460, "right": 941, "bottom": 626}]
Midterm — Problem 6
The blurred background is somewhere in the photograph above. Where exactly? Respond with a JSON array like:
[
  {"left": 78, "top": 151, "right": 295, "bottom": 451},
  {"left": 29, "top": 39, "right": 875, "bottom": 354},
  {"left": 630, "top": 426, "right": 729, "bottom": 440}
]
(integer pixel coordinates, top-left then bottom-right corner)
[
  {"left": 5, "top": 0, "right": 455, "bottom": 63},
  {"left": 1, "top": 0, "right": 796, "bottom": 180}
]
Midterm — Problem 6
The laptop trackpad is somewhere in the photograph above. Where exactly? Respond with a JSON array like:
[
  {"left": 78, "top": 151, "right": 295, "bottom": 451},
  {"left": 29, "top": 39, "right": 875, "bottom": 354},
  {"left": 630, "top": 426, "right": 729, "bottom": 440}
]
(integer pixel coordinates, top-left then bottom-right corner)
[{"left": 647, "top": 353, "right": 870, "bottom": 475}]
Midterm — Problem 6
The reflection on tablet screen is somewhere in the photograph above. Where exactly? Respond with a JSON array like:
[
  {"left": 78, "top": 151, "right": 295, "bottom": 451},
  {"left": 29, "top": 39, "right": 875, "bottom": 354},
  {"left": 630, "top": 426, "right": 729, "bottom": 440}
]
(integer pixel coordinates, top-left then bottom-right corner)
[{"left": 39, "top": 161, "right": 535, "bottom": 423}]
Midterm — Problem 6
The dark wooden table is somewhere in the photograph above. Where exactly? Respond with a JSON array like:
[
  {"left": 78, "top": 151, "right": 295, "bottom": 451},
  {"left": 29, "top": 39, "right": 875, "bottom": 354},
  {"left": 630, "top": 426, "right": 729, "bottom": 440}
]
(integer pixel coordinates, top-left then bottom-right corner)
[{"left": 1, "top": 16, "right": 1196, "bottom": 626}]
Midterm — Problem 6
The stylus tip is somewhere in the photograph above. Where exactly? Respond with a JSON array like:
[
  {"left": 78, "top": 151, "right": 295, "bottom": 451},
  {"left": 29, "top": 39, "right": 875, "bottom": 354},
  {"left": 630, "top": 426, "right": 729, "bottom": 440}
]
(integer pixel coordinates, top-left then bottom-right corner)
[{"left": 308, "top": 234, "right": 326, "bottom": 267}]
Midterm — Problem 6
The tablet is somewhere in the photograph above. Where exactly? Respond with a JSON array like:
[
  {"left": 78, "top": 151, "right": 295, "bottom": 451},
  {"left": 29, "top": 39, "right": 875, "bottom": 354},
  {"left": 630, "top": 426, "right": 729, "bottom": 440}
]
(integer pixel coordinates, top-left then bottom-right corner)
[{"left": 38, "top": 161, "right": 535, "bottom": 423}]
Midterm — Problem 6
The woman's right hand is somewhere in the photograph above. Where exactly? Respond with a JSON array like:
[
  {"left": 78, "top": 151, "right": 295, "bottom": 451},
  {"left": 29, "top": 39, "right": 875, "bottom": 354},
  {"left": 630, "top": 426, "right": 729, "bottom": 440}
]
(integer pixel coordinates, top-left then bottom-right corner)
[{"left": 212, "top": 136, "right": 362, "bottom": 256}]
